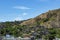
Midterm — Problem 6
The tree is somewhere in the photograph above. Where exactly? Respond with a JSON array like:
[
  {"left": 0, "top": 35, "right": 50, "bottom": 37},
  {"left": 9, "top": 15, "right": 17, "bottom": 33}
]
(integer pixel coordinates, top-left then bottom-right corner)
[{"left": 48, "top": 28, "right": 56, "bottom": 40}]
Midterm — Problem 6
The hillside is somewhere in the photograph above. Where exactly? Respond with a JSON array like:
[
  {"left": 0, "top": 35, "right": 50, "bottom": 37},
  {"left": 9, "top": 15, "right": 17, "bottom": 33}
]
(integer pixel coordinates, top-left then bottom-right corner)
[
  {"left": 20, "top": 8, "right": 60, "bottom": 28},
  {"left": 0, "top": 8, "right": 60, "bottom": 28}
]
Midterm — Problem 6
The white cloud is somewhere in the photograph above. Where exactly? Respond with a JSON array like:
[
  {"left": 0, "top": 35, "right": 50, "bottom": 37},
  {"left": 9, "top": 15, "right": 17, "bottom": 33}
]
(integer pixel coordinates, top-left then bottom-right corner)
[
  {"left": 14, "top": 13, "right": 28, "bottom": 21},
  {"left": 14, "top": 17, "right": 23, "bottom": 21},
  {"left": 22, "top": 13, "right": 27, "bottom": 16},
  {"left": 13, "top": 6, "right": 30, "bottom": 10}
]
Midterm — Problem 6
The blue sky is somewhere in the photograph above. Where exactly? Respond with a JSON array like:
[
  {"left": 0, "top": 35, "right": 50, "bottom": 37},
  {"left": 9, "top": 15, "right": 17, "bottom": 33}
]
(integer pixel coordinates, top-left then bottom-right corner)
[{"left": 0, "top": 0, "right": 60, "bottom": 22}]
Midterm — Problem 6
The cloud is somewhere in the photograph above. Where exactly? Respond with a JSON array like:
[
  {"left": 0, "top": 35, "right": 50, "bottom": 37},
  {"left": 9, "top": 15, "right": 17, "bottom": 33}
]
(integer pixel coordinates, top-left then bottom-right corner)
[
  {"left": 14, "top": 17, "right": 23, "bottom": 21},
  {"left": 22, "top": 13, "right": 27, "bottom": 16},
  {"left": 13, "top": 6, "right": 30, "bottom": 10},
  {"left": 14, "top": 13, "right": 28, "bottom": 21}
]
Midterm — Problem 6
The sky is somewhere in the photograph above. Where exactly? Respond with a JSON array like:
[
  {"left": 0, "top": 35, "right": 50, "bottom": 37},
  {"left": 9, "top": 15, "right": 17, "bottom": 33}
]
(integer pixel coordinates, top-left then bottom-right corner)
[{"left": 0, "top": 0, "right": 60, "bottom": 22}]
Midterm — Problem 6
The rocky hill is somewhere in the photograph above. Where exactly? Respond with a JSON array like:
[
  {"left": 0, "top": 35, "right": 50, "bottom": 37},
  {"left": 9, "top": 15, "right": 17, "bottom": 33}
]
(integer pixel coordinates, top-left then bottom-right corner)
[
  {"left": 0, "top": 8, "right": 60, "bottom": 38},
  {"left": 20, "top": 8, "right": 60, "bottom": 28},
  {"left": 0, "top": 8, "right": 60, "bottom": 28}
]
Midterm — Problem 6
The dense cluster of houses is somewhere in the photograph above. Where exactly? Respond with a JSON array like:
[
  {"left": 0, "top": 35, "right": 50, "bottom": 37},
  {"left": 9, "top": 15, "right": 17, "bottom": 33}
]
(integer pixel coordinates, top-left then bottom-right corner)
[
  {"left": 1, "top": 36, "right": 60, "bottom": 40},
  {"left": 0, "top": 34, "right": 35, "bottom": 40},
  {"left": 0, "top": 34, "right": 60, "bottom": 40}
]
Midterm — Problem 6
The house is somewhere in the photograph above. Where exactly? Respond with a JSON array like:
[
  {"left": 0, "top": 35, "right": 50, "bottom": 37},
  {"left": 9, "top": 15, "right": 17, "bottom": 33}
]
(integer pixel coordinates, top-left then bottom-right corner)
[
  {"left": 2, "top": 34, "right": 16, "bottom": 40},
  {"left": 0, "top": 36, "right": 2, "bottom": 40}
]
